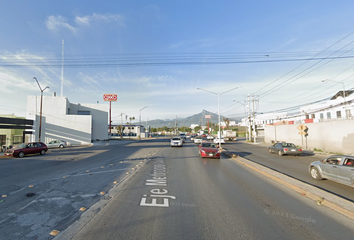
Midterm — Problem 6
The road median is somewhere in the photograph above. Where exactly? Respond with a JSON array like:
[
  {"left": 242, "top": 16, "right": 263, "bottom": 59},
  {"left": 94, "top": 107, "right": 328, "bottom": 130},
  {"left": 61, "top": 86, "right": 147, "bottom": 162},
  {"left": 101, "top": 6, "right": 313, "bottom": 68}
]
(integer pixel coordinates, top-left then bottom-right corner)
[{"left": 221, "top": 147, "right": 354, "bottom": 221}]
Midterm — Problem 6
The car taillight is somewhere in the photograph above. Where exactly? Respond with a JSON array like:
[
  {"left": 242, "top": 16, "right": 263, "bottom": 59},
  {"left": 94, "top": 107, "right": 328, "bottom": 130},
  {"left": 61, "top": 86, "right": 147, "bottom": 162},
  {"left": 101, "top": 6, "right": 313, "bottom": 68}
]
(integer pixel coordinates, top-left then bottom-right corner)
[
  {"left": 299, "top": 149, "right": 303, "bottom": 151},
  {"left": 284, "top": 148, "right": 288, "bottom": 151}
]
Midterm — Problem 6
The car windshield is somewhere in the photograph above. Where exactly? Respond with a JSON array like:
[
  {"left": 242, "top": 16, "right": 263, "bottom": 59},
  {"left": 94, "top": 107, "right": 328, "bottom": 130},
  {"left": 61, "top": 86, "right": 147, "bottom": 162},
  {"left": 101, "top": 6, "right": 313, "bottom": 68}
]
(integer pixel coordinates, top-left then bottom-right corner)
[
  {"left": 171, "top": 138, "right": 180, "bottom": 141},
  {"left": 202, "top": 143, "right": 216, "bottom": 148},
  {"left": 281, "top": 143, "right": 296, "bottom": 147},
  {"left": 17, "top": 143, "right": 27, "bottom": 148}
]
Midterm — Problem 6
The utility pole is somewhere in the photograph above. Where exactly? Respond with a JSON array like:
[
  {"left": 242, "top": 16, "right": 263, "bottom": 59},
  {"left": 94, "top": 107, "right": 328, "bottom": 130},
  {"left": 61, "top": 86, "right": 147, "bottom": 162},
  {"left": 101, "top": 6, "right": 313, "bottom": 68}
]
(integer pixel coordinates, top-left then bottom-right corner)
[
  {"left": 119, "top": 113, "right": 125, "bottom": 139},
  {"left": 252, "top": 94, "right": 256, "bottom": 143},
  {"left": 247, "top": 94, "right": 252, "bottom": 141},
  {"left": 246, "top": 94, "right": 259, "bottom": 142}
]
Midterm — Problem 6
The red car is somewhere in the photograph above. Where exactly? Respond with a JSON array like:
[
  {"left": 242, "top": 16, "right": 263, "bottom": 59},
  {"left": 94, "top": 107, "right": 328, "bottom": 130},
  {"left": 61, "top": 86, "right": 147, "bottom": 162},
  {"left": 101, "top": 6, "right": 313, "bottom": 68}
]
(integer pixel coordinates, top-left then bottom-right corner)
[
  {"left": 198, "top": 142, "right": 221, "bottom": 159},
  {"left": 4, "top": 142, "right": 48, "bottom": 158}
]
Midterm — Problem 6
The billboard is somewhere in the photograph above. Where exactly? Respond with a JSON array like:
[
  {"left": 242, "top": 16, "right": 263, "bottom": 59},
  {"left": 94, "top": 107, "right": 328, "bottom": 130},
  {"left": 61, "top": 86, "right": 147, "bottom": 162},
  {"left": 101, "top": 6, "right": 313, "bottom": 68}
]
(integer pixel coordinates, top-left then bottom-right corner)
[
  {"left": 103, "top": 94, "right": 117, "bottom": 101},
  {"left": 205, "top": 115, "right": 211, "bottom": 119}
]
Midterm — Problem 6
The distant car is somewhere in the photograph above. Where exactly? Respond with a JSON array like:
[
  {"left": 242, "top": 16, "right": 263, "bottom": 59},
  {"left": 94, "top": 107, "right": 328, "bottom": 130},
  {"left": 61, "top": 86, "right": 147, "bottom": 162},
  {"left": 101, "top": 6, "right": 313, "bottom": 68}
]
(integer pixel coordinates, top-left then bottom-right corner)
[
  {"left": 47, "top": 140, "right": 67, "bottom": 148},
  {"left": 198, "top": 142, "right": 220, "bottom": 159},
  {"left": 207, "top": 135, "right": 214, "bottom": 140},
  {"left": 4, "top": 142, "right": 48, "bottom": 158},
  {"left": 309, "top": 155, "right": 354, "bottom": 187},
  {"left": 194, "top": 137, "right": 203, "bottom": 144},
  {"left": 179, "top": 133, "right": 186, "bottom": 142},
  {"left": 191, "top": 135, "right": 198, "bottom": 141},
  {"left": 268, "top": 142, "right": 302, "bottom": 156},
  {"left": 170, "top": 137, "right": 183, "bottom": 147},
  {"left": 213, "top": 137, "right": 225, "bottom": 144}
]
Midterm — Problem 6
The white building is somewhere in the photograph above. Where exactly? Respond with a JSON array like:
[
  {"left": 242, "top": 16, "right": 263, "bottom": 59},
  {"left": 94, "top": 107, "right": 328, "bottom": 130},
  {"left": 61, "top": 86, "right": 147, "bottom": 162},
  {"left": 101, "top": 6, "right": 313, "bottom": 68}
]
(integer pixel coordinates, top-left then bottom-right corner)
[
  {"left": 247, "top": 90, "right": 354, "bottom": 129},
  {"left": 300, "top": 90, "right": 354, "bottom": 121},
  {"left": 27, "top": 95, "right": 108, "bottom": 145}
]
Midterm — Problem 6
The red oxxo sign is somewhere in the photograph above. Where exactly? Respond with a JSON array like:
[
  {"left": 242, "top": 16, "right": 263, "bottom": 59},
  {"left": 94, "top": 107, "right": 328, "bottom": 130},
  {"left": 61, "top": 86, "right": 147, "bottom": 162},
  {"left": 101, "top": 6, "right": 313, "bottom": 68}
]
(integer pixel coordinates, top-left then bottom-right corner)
[{"left": 103, "top": 94, "right": 117, "bottom": 101}]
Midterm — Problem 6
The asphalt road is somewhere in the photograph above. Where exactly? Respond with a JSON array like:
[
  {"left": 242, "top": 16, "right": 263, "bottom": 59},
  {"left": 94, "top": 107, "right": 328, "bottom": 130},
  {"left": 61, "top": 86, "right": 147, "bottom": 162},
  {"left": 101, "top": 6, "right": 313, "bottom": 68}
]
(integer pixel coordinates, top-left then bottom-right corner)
[
  {"left": 60, "top": 139, "right": 354, "bottom": 240},
  {"left": 0, "top": 140, "right": 163, "bottom": 240},
  {"left": 223, "top": 140, "right": 354, "bottom": 202}
]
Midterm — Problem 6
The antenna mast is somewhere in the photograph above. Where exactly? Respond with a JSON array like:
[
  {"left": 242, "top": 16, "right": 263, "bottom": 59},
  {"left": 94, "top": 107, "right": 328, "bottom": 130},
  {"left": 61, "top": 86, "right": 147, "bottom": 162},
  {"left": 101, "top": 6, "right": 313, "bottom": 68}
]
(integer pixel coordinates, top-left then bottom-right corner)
[{"left": 61, "top": 39, "right": 64, "bottom": 97}]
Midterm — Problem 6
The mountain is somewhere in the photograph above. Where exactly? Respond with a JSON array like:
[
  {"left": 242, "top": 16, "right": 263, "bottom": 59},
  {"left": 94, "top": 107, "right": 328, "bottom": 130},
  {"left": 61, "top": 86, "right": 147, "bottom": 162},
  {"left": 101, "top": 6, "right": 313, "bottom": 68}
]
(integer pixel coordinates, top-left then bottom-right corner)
[{"left": 146, "top": 110, "right": 239, "bottom": 128}]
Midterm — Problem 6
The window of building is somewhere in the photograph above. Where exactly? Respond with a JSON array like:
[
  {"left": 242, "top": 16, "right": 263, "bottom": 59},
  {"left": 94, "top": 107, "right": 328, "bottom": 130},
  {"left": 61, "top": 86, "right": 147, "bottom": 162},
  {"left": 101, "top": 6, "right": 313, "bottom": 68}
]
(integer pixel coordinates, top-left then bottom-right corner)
[
  {"left": 311, "top": 114, "right": 315, "bottom": 119},
  {"left": 320, "top": 113, "right": 324, "bottom": 119},
  {"left": 336, "top": 111, "right": 342, "bottom": 118},
  {"left": 78, "top": 110, "right": 90, "bottom": 115},
  {"left": 326, "top": 112, "right": 331, "bottom": 119},
  {"left": 305, "top": 114, "right": 309, "bottom": 119}
]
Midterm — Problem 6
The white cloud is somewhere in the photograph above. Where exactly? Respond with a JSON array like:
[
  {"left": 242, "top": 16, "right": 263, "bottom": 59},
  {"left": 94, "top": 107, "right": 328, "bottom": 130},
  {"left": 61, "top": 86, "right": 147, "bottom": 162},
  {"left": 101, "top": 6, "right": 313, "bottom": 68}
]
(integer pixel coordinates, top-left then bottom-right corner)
[
  {"left": 75, "top": 13, "right": 125, "bottom": 27},
  {"left": 46, "top": 15, "right": 77, "bottom": 33}
]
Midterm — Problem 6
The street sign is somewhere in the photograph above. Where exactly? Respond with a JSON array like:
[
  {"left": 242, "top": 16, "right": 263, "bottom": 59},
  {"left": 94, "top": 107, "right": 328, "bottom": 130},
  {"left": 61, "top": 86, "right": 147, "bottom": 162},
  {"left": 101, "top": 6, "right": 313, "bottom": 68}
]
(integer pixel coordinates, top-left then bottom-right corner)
[
  {"left": 103, "top": 94, "right": 117, "bottom": 101},
  {"left": 297, "top": 124, "right": 308, "bottom": 131},
  {"left": 205, "top": 115, "right": 211, "bottom": 119}
]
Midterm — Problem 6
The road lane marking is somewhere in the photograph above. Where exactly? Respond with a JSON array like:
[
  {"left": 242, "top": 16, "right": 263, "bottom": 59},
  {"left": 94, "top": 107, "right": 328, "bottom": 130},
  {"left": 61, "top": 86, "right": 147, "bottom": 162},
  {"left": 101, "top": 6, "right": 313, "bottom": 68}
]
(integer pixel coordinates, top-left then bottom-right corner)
[{"left": 140, "top": 160, "right": 177, "bottom": 207}]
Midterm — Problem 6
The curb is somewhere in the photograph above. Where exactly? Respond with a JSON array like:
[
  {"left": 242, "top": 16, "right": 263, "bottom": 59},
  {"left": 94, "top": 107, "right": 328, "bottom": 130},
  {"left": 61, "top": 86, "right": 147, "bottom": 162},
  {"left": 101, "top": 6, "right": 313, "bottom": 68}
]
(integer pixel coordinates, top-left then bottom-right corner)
[
  {"left": 221, "top": 148, "right": 354, "bottom": 220},
  {"left": 54, "top": 152, "right": 155, "bottom": 239}
]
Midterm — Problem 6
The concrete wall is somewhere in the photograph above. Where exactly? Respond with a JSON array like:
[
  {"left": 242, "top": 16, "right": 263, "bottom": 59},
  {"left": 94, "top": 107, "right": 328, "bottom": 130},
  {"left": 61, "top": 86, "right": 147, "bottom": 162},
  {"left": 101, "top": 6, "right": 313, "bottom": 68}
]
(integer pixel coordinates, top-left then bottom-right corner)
[
  {"left": 27, "top": 95, "right": 108, "bottom": 145},
  {"left": 69, "top": 103, "right": 108, "bottom": 141},
  {"left": 264, "top": 119, "right": 354, "bottom": 155},
  {"left": 38, "top": 114, "right": 92, "bottom": 145}
]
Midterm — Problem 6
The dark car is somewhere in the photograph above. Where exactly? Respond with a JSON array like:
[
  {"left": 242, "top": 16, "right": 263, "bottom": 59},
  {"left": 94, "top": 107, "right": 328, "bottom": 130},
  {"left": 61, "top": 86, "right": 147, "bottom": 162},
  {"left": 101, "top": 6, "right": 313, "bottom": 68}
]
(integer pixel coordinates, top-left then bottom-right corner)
[
  {"left": 268, "top": 142, "right": 302, "bottom": 156},
  {"left": 198, "top": 142, "right": 221, "bottom": 159},
  {"left": 4, "top": 142, "right": 48, "bottom": 158}
]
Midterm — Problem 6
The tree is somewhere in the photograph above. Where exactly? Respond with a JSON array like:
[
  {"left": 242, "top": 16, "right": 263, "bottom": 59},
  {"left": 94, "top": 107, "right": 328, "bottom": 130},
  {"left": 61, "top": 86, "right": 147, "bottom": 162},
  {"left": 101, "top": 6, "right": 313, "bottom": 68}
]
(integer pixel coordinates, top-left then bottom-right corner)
[
  {"left": 180, "top": 126, "right": 191, "bottom": 133},
  {"left": 194, "top": 125, "right": 202, "bottom": 133}
]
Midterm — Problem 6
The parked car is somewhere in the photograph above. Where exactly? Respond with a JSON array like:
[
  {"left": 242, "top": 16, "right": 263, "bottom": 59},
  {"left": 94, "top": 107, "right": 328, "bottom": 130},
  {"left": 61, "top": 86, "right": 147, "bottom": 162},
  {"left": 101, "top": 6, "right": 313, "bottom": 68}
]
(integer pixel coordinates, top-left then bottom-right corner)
[
  {"left": 47, "top": 140, "right": 68, "bottom": 148},
  {"left": 194, "top": 137, "right": 203, "bottom": 144},
  {"left": 268, "top": 142, "right": 302, "bottom": 156},
  {"left": 4, "top": 142, "right": 48, "bottom": 158},
  {"left": 170, "top": 137, "right": 183, "bottom": 147},
  {"left": 213, "top": 137, "right": 225, "bottom": 144},
  {"left": 309, "top": 155, "right": 354, "bottom": 187},
  {"left": 198, "top": 142, "right": 220, "bottom": 159}
]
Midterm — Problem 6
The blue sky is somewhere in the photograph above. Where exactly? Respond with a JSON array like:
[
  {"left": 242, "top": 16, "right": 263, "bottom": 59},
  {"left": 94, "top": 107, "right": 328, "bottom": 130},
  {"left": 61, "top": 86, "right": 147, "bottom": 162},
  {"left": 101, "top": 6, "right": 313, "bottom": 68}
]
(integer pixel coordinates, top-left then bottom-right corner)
[{"left": 1, "top": 1, "right": 354, "bottom": 124}]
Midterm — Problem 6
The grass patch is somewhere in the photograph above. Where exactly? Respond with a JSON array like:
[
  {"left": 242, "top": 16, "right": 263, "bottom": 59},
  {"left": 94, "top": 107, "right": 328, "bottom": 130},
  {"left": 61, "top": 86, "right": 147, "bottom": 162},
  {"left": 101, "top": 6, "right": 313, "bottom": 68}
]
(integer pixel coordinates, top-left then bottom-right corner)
[{"left": 314, "top": 148, "right": 323, "bottom": 152}]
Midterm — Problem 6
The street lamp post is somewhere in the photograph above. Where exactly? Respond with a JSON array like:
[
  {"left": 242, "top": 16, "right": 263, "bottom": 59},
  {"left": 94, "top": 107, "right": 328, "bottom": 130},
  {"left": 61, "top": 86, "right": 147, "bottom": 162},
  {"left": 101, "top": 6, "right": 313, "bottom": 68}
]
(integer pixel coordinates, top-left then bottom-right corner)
[
  {"left": 34, "top": 77, "right": 49, "bottom": 142},
  {"left": 139, "top": 106, "right": 148, "bottom": 125},
  {"left": 322, "top": 79, "right": 347, "bottom": 119},
  {"left": 197, "top": 86, "right": 241, "bottom": 148}
]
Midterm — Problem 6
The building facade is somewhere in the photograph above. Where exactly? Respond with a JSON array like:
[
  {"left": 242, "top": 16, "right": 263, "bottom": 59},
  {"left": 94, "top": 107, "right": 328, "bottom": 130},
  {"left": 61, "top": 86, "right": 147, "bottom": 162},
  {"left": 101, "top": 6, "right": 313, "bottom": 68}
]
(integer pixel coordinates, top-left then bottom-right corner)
[{"left": 27, "top": 95, "right": 108, "bottom": 145}]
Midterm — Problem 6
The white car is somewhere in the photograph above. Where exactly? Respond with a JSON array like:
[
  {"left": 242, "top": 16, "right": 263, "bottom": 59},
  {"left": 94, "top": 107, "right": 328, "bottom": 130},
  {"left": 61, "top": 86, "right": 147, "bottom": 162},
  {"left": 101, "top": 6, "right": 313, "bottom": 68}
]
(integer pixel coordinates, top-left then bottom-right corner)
[
  {"left": 207, "top": 135, "right": 214, "bottom": 140},
  {"left": 47, "top": 140, "right": 68, "bottom": 148},
  {"left": 194, "top": 137, "right": 203, "bottom": 144},
  {"left": 170, "top": 137, "right": 183, "bottom": 147},
  {"left": 213, "top": 137, "right": 225, "bottom": 144}
]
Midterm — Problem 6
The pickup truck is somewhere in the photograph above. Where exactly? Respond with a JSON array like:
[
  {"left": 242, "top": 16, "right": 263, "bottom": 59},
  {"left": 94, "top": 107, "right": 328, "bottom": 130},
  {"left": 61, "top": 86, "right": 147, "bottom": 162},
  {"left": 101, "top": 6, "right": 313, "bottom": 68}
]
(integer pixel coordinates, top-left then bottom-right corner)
[{"left": 309, "top": 155, "right": 354, "bottom": 187}]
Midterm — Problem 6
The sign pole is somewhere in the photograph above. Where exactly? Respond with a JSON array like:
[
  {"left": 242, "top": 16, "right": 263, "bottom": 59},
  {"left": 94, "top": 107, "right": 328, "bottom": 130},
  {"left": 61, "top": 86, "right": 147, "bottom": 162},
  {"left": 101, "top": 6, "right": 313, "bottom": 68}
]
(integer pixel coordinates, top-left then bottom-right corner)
[
  {"left": 109, "top": 101, "right": 112, "bottom": 134},
  {"left": 103, "top": 94, "right": 117, "bottom": 136}
]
